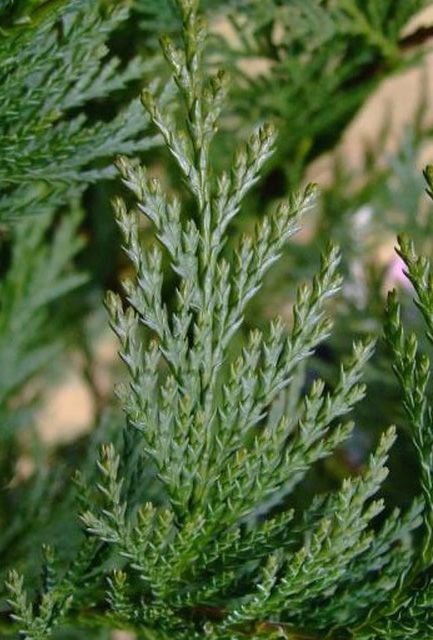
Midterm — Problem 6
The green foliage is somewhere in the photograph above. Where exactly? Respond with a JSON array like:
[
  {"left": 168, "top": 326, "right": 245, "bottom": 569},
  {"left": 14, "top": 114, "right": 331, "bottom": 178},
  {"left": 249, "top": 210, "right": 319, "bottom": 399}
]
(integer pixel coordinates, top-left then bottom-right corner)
[
  {"left": 5, "top": 2, "right": 433, "bottom": 639},
  {"left": 3, "top": 1, "right": 433, "bottom": 640},
  {"left": 212, "top": 0, "right": 430, "bottom": 188},
  {"left": 0, "top": 0, "right": 159, "bottom": 221},
  {"left": 135, "top": 0, "right": 238, "bottom": 33},
  {"left": 0, "top": 0, "right": 161, "bottom": 605},
  {"left": 0, "top": 208, "right": 86, "bottom": 421},
  {"left": 0, "top": 205, "right": 88, "bottom": 596},
  {"left": 365, "top": 198, "right": 433, "bottom": 639}
]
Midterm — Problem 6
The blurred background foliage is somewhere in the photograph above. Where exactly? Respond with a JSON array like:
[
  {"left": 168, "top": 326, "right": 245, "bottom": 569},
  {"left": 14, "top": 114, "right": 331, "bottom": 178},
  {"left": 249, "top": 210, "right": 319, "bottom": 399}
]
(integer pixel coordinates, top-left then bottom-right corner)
[{"left": 2, "top": 1, "right": 433, "bottom": 637}]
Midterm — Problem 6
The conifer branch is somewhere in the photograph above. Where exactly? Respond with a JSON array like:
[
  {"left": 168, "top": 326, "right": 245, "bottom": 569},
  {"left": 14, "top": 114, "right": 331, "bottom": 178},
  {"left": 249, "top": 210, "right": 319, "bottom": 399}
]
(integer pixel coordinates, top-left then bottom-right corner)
[{"left": 5, "top": 3, "right": 433, "bottom": 640}]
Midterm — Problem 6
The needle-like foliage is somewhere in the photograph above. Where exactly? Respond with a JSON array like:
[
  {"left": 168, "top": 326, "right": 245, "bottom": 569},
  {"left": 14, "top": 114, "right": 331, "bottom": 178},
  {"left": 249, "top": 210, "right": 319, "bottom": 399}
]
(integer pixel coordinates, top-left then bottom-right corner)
[
  {"left": 4, "top": 2, "right": 431, "bottom": 639},
  {"left": 361, "top": 169, "right": 433, "bottom": 640},
  {"left": 0, "top": 203, "right": 87, "bottom": 590},
  {"left": 0, "top": 0, "right": 152, "bottom": 604},
  {"left": 211, "top": 0, "right": 431, "bottom": 185},
  {"left": 4, "top": 2, "right": 433, "bottom": 640},
  {"left": 0, "top": 0, "right": 160, "bottom": 222}
]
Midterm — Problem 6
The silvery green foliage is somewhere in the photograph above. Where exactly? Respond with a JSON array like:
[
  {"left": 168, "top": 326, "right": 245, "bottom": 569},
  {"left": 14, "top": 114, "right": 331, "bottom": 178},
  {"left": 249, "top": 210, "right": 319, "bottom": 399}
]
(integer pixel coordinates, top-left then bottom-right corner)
[
  {"left": 0, "top": 204, "right": 88, "bottom": 620},
  {"left": 0, "top": 0, "right": 160, "bottom": 221},
  {"left": 5, "top": 3, "right": 433, "bottom": 640},
  {"left": 375, "top": 185, "right": 433, "bottom": 638},
  {"left": 0, "top": 206, "right": 86, "bottom": 428},
  {"left": 0, "top": 0, "right": 141, "bottom": 605}
]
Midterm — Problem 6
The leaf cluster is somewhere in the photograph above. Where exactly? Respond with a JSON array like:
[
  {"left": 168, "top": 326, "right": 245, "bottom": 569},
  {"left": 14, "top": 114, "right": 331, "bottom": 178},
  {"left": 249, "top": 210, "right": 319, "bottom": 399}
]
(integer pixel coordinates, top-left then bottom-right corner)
[{"left": 3, "top": 2, "right": 433, "bottom": 640}]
